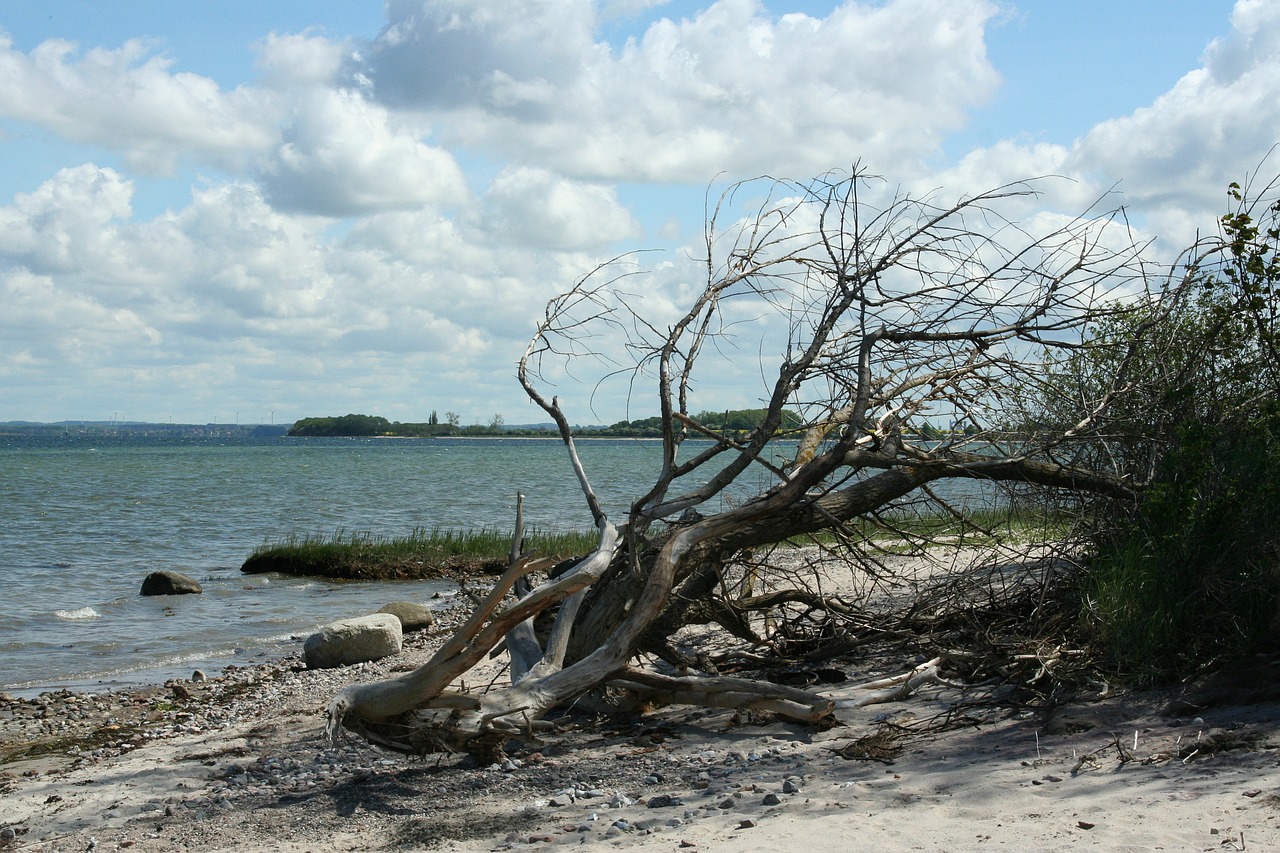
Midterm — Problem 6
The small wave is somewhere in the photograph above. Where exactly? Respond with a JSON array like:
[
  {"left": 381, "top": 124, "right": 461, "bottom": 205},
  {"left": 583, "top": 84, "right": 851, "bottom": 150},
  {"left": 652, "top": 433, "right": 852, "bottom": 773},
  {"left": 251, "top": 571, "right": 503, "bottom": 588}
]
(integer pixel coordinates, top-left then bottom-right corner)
[{"left": 53, "top": 606, "right": 101, "bottom": 620}]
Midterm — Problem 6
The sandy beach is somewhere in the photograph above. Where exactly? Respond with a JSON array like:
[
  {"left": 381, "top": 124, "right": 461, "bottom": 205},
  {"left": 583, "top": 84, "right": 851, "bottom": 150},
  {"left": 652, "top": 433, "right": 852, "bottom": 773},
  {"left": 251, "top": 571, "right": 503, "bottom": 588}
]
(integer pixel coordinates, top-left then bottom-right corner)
[{"left": 5, "top": 554, "right": 1280, "bottom": 852}]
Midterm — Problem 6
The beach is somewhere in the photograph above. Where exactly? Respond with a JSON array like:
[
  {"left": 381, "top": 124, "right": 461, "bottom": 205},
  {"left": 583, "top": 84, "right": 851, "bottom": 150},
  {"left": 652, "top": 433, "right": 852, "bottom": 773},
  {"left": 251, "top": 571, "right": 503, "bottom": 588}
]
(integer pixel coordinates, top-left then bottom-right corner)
[{"left": 5, "top": 559, "right": 1280, "bottom": 853}]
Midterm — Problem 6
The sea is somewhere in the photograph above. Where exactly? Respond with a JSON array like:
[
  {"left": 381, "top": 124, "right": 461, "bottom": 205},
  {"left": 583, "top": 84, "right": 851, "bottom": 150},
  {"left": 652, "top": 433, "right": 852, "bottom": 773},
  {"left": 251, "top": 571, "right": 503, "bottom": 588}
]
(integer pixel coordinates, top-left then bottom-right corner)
[{"left": 0, "top": 433, "right": 781, "bottom": 697}]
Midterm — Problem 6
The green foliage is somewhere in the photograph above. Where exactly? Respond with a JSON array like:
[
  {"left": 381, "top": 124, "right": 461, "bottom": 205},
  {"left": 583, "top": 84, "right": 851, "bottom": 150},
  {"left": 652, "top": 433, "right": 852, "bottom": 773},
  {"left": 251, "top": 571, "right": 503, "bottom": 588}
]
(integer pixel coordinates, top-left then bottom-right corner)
[
  {"left": 289, "top": 413, "right": 392, "bottom": 437},
  {"left": 1084, "top": 415, "right": 1280, "bottom": 681},
  {"left": 1072, "top": 176, "right": 1280, "bottom": 682},
  {"left": 692, "top": 408, "right": 802, "bottom": 433},
  {"left": 242, "top": 526, "right": 598, "bottom": 580}
]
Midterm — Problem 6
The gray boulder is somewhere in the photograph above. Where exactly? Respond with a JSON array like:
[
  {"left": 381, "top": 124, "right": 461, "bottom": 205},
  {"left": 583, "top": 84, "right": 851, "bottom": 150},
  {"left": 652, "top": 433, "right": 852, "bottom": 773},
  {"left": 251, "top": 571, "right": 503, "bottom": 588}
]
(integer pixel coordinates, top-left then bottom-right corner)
[
  {"left": 377, "top": 600, "right": 436, "bottom": 632},
  {"left": 140, "top": 570, "right": 203, "bottom": 596},
  {"left": 304, "top": 614, "right": 403, "bottom": 669}
]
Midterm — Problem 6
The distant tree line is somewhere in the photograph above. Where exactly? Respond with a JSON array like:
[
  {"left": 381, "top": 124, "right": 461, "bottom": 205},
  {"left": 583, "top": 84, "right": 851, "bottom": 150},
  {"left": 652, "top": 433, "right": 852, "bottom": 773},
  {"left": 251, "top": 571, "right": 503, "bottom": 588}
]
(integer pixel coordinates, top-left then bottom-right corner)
[{"left": 288, "top": 408, "right": 810, "bottom": 438}]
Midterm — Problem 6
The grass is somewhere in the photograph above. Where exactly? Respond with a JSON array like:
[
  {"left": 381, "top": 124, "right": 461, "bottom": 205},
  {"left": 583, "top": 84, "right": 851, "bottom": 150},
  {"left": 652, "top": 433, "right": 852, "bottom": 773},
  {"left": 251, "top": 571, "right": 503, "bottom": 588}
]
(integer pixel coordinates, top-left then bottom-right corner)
[
  {"left": 241, "top": 526, "right": 600, "bottom": 581},
  {"left": 242, "top": 504, "right": 1070, "bottom": 583},
  {"left": 789, "top": 505, "right": 1073, "bottom": 551}
]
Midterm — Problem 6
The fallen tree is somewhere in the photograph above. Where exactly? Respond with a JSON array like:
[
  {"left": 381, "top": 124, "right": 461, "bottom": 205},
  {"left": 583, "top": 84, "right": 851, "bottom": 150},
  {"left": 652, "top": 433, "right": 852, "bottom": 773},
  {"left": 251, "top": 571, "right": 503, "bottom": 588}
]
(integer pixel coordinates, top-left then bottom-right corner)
[{"left": 327, "top": 168, "right": 1164, "bottom": 758}]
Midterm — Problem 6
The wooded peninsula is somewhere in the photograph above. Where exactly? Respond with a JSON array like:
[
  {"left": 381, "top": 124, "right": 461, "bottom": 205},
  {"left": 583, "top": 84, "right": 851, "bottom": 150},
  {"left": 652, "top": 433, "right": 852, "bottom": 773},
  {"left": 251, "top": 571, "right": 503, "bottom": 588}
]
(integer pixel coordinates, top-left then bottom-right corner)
[{"left": 287, "top": 408, "right": 808, "bottom": 439}]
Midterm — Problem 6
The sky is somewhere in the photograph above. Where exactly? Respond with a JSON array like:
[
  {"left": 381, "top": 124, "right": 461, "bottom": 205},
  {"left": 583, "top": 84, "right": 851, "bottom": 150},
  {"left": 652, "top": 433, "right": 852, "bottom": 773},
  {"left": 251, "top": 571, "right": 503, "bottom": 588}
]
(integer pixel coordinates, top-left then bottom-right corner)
[{"left": 0, "top": 0, "right": 1274, "bottom": 427}]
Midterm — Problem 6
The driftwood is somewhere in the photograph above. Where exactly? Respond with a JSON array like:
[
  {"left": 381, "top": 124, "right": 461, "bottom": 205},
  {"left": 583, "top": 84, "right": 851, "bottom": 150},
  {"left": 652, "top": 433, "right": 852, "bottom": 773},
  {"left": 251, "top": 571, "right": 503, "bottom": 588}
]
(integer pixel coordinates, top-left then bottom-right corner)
[{"left": 324, "top": 169, "right": 1167, "bottom": 756}]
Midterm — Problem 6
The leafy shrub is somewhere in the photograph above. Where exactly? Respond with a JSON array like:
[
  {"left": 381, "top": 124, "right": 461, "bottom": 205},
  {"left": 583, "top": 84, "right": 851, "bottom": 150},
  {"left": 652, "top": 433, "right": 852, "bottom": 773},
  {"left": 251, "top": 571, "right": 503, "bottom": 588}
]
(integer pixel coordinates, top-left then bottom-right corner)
[{"left": 1084, "top": 413, "right": 1280, "bottom": 681}]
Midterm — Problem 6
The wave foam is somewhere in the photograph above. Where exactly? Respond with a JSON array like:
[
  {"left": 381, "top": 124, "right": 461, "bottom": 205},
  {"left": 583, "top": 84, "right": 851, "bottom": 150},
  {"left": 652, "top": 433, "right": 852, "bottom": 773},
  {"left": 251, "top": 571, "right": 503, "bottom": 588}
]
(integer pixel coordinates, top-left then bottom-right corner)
[{"left": 54, "top": 606, "right": 101, "bottom": 620}]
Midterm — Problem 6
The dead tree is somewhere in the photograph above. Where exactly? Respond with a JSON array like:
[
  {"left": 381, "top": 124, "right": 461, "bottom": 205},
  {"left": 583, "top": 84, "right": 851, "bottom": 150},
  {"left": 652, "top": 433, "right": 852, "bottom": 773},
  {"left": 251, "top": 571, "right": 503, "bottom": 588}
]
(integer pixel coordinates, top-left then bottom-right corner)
[{"left": 326, "top": 169, "right": 1152, "bottom": 757}]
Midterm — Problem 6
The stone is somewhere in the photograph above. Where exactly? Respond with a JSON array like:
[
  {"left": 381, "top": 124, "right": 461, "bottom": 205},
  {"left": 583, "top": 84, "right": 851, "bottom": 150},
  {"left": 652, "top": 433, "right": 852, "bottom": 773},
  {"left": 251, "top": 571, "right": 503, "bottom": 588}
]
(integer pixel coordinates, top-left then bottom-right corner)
[
  {"left": 140, "top": 570, "right": 203, "bottom": 596},
  {"left": 303, "top": 614, "right": 402, "bottom": 669},
  {"left": 647, "top": 794, "right": 684, "bottom": 808},
  {"left": 377, "top": 601, "right": 435, "bottom": 632}
]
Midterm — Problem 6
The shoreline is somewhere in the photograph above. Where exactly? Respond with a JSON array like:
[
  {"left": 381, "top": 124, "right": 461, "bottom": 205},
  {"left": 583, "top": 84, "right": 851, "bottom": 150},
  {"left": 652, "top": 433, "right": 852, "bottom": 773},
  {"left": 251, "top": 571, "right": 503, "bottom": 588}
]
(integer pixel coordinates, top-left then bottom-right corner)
[{"left": 5, "top": 554, "right": 1280, "bottom": 851}]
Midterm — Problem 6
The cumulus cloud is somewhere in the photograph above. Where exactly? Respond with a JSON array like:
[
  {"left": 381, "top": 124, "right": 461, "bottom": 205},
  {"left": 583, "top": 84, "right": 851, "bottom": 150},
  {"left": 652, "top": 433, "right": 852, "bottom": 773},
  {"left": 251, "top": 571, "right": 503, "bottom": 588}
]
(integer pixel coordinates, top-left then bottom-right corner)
[
  {"left": 0, "top": 164, "right": 134, "bottom": 274},
  {"left": 361, "top": 0, "right": 1001, "bottom": 182},
  {"left": 254, "top": 30, "right": 348, "bottom": 87},
  {"left": 0, "top": 166, "right": 494, "bottom": 385},
  {"left": 3, "top": 1, "right": 1279, "bottom": 424},
  {"left": 1070, "top": 0, "right": 1280, "bottom": 224},
  {"left": 366, "top": 0, "right": 600, "bottom": 110},
  {"left": 257, "top": 87, "right": 470, "bottom": 216},
  {"left": 480, "top": 167, "right": 641, "bottom": 248},
  {"left": 0, "top": 33, "right": 277, "bottom": 174},
  {"left": 919, "top": 0, "right": 1280, "bottom": 253}
]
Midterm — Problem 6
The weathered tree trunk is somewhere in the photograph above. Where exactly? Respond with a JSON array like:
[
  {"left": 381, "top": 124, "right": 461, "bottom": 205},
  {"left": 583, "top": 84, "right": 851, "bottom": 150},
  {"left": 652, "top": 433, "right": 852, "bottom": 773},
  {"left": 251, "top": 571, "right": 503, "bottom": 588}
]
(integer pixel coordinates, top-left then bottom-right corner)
[{"left": 324, "top": 169, "right": 1168, "bottom": 757}]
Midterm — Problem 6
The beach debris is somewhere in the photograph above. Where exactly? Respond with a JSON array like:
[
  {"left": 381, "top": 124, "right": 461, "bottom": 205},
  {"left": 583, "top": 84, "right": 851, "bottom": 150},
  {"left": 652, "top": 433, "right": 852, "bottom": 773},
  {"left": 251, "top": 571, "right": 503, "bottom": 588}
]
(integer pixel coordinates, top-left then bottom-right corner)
[
  {"left": 139, "top": 570, "right": 202, "bottom": 596},
  {"left": 303, "top": 614, "right": 403, "bottom": 669},
  {"left": 830, "top": 726, "right": 903, "bottom": 764}
]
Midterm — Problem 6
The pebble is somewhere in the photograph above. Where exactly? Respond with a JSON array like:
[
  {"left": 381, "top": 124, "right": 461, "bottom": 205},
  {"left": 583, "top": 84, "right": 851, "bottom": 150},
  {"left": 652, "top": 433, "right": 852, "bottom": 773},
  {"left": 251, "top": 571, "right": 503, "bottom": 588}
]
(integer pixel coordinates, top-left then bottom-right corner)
[
  {"left": 0, "top": 614, "right": 827, "bottom": 851},
  {"left": 647, "top": 794, "right": 684, "bottom": 808}
]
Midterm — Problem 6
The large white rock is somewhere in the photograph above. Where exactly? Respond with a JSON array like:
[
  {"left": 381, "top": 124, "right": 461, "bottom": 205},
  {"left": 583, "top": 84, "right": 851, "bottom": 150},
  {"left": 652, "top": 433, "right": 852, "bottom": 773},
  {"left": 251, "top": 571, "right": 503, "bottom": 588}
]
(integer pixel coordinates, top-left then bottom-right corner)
[
  {"left": 377, "top": 600, "right": 436, "bottom": 632},
  {"left": 303, "top": 614, "right": 403, "bottom": 669}
]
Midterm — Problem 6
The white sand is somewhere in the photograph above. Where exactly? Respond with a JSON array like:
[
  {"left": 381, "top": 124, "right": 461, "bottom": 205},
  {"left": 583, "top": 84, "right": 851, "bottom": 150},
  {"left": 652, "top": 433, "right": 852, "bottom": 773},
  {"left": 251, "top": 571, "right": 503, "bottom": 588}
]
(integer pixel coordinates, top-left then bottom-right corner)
[{"left": 4, "top": 549, "right": 1279, "bottom": 851}]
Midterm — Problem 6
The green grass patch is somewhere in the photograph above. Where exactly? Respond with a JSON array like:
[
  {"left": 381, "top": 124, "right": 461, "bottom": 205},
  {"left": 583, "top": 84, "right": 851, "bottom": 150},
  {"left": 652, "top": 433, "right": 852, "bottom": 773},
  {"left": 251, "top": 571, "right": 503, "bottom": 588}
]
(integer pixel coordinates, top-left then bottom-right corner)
[
  {"left": 789, "top": 505, "right": 1072, "bottom": 551},
  {"left": 241, "top": 526, "right": 599, "bottom": 580}
]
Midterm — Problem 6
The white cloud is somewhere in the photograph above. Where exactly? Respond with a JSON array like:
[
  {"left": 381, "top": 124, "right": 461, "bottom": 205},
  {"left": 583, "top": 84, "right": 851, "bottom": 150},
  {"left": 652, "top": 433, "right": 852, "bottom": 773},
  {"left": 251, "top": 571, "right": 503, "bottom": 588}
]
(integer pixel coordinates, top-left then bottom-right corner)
[
  {"left": 902, "top": 0, "right": 1280, "bottom": 257},
  {"left": 254, "top": 30, "right": 348, "bottom": 87},
  {"left": 480, "top": 167, "right": 641, "bottom": 249},
  {"left": 0, "top": 33, "right": 277, "bottom": 174},
  {"left": 257, "top": 87, "right": 470, "bottom": 216},
  {"left": 0, "top": 164, "right": 134, "bottom": 274},
  {"left": 3, "top": 1, "right": 1280, "bottom": 424},
  {"left": 362, "top": 0, "right": 1001, "bottom": 182},
  {"left": 367, "top": 0, "right": 600, "bottom": 110}
]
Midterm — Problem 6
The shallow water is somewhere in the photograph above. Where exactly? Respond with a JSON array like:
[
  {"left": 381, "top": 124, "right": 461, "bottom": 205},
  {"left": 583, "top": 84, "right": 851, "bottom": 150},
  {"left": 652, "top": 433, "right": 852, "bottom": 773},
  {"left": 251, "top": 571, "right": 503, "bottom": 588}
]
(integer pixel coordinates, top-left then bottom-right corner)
[
  {"left": 0, "top": 433, "right": 750, "bottom": 694},
  {"left": 0, "top": 431, "right": 1005, "bottom": 695}
]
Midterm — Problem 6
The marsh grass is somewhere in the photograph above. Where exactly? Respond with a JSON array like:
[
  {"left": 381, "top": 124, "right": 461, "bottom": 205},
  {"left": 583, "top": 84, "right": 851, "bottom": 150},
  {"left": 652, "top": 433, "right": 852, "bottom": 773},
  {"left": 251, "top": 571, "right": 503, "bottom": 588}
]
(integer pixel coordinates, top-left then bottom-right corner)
[{"left": 241, "top": 526, "right": 598, "bottom": 581}]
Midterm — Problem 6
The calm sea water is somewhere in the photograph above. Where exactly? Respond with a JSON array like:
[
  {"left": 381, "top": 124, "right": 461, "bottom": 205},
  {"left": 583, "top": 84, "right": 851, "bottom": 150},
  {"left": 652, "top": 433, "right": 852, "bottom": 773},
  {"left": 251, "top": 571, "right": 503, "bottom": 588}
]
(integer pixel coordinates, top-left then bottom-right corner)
[{"left": 0, "top": 434, "right": 770, "bottom": 696}]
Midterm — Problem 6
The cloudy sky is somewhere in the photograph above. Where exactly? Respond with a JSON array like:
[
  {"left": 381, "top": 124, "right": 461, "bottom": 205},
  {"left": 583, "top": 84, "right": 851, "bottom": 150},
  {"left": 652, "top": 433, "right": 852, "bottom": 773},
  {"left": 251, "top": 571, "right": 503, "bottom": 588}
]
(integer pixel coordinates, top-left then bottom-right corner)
[{"left": 0, "top": 0, "right": 1274, "bottom": 427}]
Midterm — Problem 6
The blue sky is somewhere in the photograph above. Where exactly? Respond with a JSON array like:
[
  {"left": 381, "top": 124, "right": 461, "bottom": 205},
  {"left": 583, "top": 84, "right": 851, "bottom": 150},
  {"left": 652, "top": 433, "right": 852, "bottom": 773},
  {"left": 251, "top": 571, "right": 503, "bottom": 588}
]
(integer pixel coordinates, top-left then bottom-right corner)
[{"left": 0, "top": 0, "right": 1273, "bottom": 426}]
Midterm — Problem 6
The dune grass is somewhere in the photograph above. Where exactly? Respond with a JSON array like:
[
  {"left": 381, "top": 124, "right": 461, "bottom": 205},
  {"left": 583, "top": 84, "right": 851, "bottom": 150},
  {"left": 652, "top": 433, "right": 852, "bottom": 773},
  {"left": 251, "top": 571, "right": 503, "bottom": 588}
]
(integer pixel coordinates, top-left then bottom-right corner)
[{"left": 241, "top": 526, "right": 599, "bottom": 581}]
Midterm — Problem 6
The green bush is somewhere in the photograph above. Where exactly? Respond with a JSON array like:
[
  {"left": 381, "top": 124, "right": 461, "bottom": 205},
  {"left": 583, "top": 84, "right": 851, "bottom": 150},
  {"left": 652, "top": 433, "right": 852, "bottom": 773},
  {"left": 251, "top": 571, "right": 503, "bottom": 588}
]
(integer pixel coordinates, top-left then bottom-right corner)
[
  {"left": 1062, "top": 175, "right": 1280, "bottom": 682},
  {"left": 1084, "top": 414, "right": 1280, "bottom": 681}
]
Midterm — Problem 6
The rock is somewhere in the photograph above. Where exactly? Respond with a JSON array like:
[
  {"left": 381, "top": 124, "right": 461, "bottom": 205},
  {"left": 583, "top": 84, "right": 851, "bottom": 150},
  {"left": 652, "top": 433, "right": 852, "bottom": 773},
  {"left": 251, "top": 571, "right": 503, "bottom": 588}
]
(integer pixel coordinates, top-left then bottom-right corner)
[
  {"left": 377, "top": 601, "right": 435, "bottom": 632},
  {"left": 647, "top": 794, "right": 684, "bottom": 808},
  {"left": 140, "top": 570, "right": 203, "bottom": 596},
  {"left": 303, "top": 614, "right": 403, "bottom": 669},
  {"left": 762, "top": 793, "right": 782, "bottom": 806}
]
